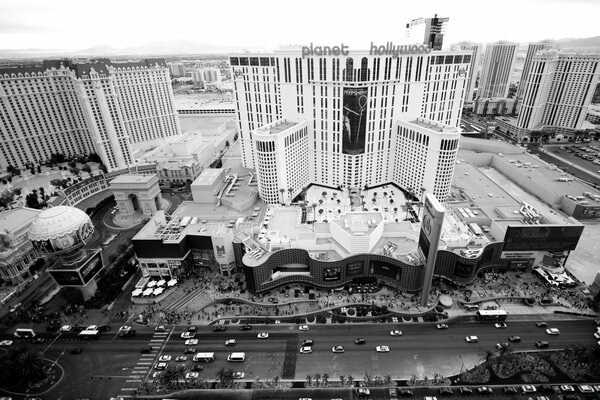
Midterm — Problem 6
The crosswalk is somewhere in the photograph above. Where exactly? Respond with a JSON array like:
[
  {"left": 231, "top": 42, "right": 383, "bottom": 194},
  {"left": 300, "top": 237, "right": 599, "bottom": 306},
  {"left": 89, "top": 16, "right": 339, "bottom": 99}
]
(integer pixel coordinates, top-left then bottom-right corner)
[{"left": 115, "top": 329, "right": 169, "bottom": 397}]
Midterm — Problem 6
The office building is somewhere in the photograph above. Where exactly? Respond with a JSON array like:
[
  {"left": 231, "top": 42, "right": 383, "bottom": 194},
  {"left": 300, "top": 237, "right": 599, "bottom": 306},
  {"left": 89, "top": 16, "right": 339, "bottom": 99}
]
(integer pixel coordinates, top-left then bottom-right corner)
[
  {"left": 405, "top": 14, "right": 450, "bottom": 51},
  {"left": 517, "top": 40, "right": 555, "bottom": 101},
  {"left": 230, "top": 48, "right": 471, "bottom": 203},
  {"left": 168, "top": 62, "right": 186, "bottom": 77},
  {"left": 510, "top": 51, "right": 600, "bottom": 140},
  {"left": 478, "top": 41, "right": 518, "bottom": 99},
  {"left": 192, "top": 67, "right": 222, "bottom": 89},
  {"left": 451, "top": 42, "right": 482, "bottom": 102},
  {"left": 0, "top": 59, "right": 181, "bottom": 172}
]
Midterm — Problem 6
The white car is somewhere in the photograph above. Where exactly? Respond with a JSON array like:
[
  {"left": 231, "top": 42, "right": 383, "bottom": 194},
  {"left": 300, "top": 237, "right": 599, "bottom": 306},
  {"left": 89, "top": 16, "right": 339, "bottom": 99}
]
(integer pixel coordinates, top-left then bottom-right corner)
[
  {"left": 331, "top": 345, "right": 345, "bottom": 353},
  {"left": 389, "top": 330, "right": 402, "bottom": 336},
  {"left": 546, "top": 328, "right": 560, "bottom": 335},
  {"left": 376, "top": 345, "right": 390, "bottom": 352},
  {"left": 436, "top": 323, "right": 449, "bottom": 329},
  {"left": 299, "top": 346, "right": 312, "bottom": 354},
  {"left": 299, "top": 325, "right": 309, "bottom": 331},
  {"left": 494, "top": 322, "right": 507, "bottom": 329},
  {"left": 86, "top": 325, "right": 98, "bottom": 331},
  {"left": 560, "top": 385, "right": 575, "bottom": 392},
  {"left": 119, "top": 325, "right": 131, "bottom": 332},
  {"left": 185, "top": 339, "right": 199, "bottom": 345},
  {"left": 594, "top": 332, "right": 600, "bottom": 340},
  {"left": 0, "top": 340, "right": 13, "bottom": 346},
  {"left": 175, "top": 356, "right": 187, "bottom": 362},
  {"left": 158, "top": 355, "right": 172, "bottom": 361},
  {"left": 154, "top": 362, "right": 168, "bottom": 370},
  {"left": 465, "top": 336, "right": 479, "bottom": 343},
  {"left": 522, "top": 385, "right": 537, "bottom": 393},
  {"left": 185, "top": 372, "right": 199, "bottom": 379},
  {"left": 181, "top": 331, "right": 196, "bottom": 339},
  {"left": 257, "top": 332, "right": 269, "bottom": 339},
  {"left": 225, "top": 339, "right": 237, "bottom": 346},
  {"left": 233, "top": 371, "right": 245, "bottom": 379},
  {"left": 59, "top": 325, "right": 72, "bottom": 332}
]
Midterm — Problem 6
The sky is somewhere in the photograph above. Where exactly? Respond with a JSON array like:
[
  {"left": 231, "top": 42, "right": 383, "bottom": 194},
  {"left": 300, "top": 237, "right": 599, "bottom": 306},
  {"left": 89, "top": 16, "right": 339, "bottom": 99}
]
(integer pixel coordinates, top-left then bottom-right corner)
[{"left": 0, "top": 0, "right": 599, "bottom": 51}]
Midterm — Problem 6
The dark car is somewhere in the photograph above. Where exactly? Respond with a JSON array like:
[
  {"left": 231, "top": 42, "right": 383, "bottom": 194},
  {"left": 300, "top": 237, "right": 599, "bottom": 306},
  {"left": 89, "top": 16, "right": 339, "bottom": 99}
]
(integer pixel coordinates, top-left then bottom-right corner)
[
  {"left": 70, "top": 347, "right": 83, "bottom": 354},
  {"left": 508, "top": 335, "right": 521, "bottom": 342},
  {"left": 301, "top": 339, "right": 314, "bottom": 346},
  {"left": 46, "top": 324, "right": 60, "bottom": 333},
  {"left": 34, "top": 337, "right": 46, "bottom": 343},
  {"left": 539, "top": 384, "right": 554, "bottom": 393},
  {"left": 536, "top": 341, "right": 550, "bottom": 348},
  {"left": 240, "top": 324, "right": 252, "bottom": 331},
  {"left": 99, "top": 325, "right": 112, "bottom": 332},
  {"left": 192, "top": 364, "right": 205, "bottom": 372},
  {"left": 72, "top": 326, "right": 85, "bottom": 332},
  {"left": 140, "top": 346, "right": 153, "bottom": 353},
  {"left": 439, "top": 387, "right": 453, "bottom": 396},
  {"left": 354, "top": 338, "right": 366, "bottom": 345},
  {"left": 399, "top": 388, "right": 413, "bottom": 397},
  {"left": 503, "top": 387, "right": 518, "bottom": 394},
  {"left": 536, "top": 321, "right": 548, "bottom": 327},
  {"left": 183, "top": 347, "right": 196, "bottom": 354},
  {"left": 122, "top": 329, "right": 136, "bottom": 337},
  {"left": 212, "top": 325, "right": 227, "bottom": 332},
  {"left": 187, "top": 326, "right": 198, "bottom": 332}
]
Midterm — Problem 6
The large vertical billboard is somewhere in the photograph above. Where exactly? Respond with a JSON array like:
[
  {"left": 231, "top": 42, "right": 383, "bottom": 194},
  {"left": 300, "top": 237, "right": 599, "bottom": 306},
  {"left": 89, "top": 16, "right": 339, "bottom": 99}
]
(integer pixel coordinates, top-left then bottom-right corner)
[
  {"left": 418, "top": 193, "right": 445, "bottom": 306},
  {"left": 342, "top": 87, "right": 368, "bottom": 154}
]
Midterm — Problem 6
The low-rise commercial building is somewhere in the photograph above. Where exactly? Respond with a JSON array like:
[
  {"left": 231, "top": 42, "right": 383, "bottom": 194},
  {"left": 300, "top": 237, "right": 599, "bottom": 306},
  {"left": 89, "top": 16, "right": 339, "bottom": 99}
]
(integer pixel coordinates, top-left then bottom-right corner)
[{"left": 0, "top": 207, "right": 42, "bottom": 284}]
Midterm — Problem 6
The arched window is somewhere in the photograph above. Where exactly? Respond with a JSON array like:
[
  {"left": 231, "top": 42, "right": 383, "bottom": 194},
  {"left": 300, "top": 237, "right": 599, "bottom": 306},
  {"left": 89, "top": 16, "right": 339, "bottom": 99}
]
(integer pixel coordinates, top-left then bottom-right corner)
[
  {"left": 360, "top": 57, "right": 369, "bottom": 81},
  {"left": 345, "top": 57, "right": 353, "bottom": 82}
]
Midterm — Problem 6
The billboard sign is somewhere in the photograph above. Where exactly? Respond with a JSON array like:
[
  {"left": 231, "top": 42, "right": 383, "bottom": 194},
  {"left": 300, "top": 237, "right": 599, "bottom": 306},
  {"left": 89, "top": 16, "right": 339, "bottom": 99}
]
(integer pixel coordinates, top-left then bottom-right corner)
[
  {"left": 323, "top": 267, "right": 341, "bottom": 281},
  {"left": 500, "top": 251, "right": 536, "bottom": 259},
  {"left": 503, "top": 225, "right": 584, "bottom": 252},
  {"left": 347, "top": 261, "right": 364, "bottom": 276},
  {"left": 342, "top": 87, "right": 368, "bottom": 154},
  {"left": 48, "top": 269, "right": 83, "bottom": 286},
  {"left": 80, "top": 252, "right": 104, "bottom": 284},
  {"left": 418, "top": 193, "right": 445, "bottom": 306},
  {"left": 370, "top": 260, "right": 400, "bottom": 280}
]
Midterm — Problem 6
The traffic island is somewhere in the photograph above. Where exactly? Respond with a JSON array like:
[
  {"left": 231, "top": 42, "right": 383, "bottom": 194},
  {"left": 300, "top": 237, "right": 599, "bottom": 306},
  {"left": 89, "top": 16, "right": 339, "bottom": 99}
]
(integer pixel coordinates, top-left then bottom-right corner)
[{"left": 0, "top": 352, "right": 63, "bottom": 397}]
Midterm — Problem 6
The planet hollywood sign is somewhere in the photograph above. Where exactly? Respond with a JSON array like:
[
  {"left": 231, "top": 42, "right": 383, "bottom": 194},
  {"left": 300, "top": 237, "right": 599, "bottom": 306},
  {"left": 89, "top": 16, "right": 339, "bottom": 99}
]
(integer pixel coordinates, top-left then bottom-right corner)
[{"left": 301, "top": 42, "right": 432, "bottom": 58}]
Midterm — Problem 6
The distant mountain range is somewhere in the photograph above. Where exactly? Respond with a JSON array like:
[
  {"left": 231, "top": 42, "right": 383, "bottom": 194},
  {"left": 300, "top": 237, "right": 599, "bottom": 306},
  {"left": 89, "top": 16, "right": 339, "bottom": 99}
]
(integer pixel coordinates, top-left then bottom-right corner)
[
  {"left": 1, "top": 37, "right": 600, "bottom": 59},
  {"left": 556, "top": 36, "right": 600, "bottom": 49},
  {"left": 0, "top": 39, "right": 270, "bottom": 59}
]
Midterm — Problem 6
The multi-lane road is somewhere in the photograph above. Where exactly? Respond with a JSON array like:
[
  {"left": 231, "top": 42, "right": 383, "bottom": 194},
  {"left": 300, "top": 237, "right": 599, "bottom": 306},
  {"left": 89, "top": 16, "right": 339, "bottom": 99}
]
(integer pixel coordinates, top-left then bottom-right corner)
[{"left": 0, "top": 317, "right": 598, "bottom": 399}]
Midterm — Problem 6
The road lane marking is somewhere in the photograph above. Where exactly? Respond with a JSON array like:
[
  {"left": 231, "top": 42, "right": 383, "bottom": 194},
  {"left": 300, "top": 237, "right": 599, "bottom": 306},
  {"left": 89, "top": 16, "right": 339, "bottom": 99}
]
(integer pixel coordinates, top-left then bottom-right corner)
[
  {"left": 122, "top": 386, "right": 139, "bottom": 388},
  {"left": 149, "top": 339, "right": 164, "bottom": 342},
  {"left": 134, "top": 366, "right": 148, "bottom": 369}
]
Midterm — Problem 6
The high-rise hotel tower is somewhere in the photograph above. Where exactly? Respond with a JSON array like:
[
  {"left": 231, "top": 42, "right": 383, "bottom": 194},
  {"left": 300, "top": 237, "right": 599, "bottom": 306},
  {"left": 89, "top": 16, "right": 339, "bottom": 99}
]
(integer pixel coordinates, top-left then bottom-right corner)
[
  {"left": 230, "top": 47, "right": 472, "bottom": 204},
  {"left": 0, "top": 59, "right": 180, "bottom": 172}
]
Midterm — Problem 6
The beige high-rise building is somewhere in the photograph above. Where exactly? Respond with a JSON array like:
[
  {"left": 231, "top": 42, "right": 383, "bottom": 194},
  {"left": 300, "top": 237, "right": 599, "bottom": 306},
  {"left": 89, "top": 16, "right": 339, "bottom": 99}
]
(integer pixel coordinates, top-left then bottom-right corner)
[
  {"left": 517, "top": 40, "right": 555, "bottom": 101},
  {"left": 0, "top": 59, "right": 181, "bottom": 171},
  {"left": 478, "top": 41, "right": 518, "bottom": 99},
  {"left": 452, "top": 42, "right": 482, "bottom": 102}
]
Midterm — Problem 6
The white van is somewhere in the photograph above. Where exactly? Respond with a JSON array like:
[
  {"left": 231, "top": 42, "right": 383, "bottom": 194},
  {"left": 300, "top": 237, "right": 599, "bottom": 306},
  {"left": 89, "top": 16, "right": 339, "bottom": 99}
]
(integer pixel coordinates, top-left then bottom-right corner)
[
  {"left": 14, "top": 328, "right": 36, "bottom": 338},
  {"left": 227, "top": 352, "right": 246, "bottom": 362}
]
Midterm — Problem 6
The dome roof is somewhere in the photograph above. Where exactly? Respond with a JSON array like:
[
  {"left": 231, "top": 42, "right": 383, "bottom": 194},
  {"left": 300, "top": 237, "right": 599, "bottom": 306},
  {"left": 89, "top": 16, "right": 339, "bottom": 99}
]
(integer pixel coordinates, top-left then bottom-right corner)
[{"left": 29, "top": 206, "right": 93, "bottom": 242}]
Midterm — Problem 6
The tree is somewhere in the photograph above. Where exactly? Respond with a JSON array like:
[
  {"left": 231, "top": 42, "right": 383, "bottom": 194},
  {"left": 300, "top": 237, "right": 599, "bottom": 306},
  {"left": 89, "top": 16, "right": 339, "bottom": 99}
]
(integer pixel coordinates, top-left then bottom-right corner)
[
  {"left": 82, "top": 164, "right": 92, "bottom": 174},
  {"left": 0, "top": 346, "right": 48, "bottom": 390},
  {"left": 479, "top": 349, "right": 494, "bottom": 367},
  {"left": 306, "top": 374, "right": 312, "bottom": 387},
  {"left": 215, "top": 367, "right": 234, "bottom": 388},
  {"left": 225, "top": 140, "right": 230, "bottom": 148},
  {"left": 99, "top": 164, "right": 108, "bottom": 174},
  {"left": 495, "top": 343, "right": 513, "bottom": 372},
  {"left": 25, "top": 192, "right": 41, "bottom": 209},
  {"left": 70, "top": 167, "right": 80, "bottom": 176},
  {"left": 322, "top": 373, "right": 329, "bottom": 387},
  {"left": 88, "top": 153, "right": 101, "bottom": 163}
]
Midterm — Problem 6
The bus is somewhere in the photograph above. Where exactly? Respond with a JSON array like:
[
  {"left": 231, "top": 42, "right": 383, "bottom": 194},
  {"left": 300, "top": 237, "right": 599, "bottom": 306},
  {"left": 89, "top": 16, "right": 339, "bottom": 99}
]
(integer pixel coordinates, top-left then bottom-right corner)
[
  {"left": 193, "top": 352, "right": 215, "bottom": 362},
  {"left": 14, "top": 328, "right": 36, "bottom": 338},
  {"left": 78, "top": 329, "right": 101, "bottom": 340},
  {"left": 476, "top": 309, "right": 508, "bottom": 322},
  {"left": 227, "top": 352, "right": 246, "bottom": 362}
]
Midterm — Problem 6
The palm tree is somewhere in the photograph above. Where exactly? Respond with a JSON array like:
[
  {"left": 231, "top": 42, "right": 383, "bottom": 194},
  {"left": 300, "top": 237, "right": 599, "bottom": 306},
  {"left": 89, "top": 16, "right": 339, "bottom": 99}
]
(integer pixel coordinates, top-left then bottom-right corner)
[
  {"left": 479, "top": 349, "right": 495, "bottom": 368},
  {"left": 322, "top": 373, "right": 329, "bottom": 387},
  {"left": 14, "top": 347, "right": 47, "bottom": 387},
  {"left": 306, "top": 374, "right": 312, "bottom": 387},
  {"left": 314, "top": 373, "right": 321, "bottom": 387},
  {"left": 495, "top": 344, "right": 513, "bottom": 373},
  {"left": 347, "top": 374, "right": 354, "bottom": 387},
  {"left": 288, "top": 187, "right": 294, "bottom": 204},
  {"left": 215, "top": 367, "right": 235, "bottom": 388},
  {"left": 339, "top": 375, "right": 346, "bottom": 386}
]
